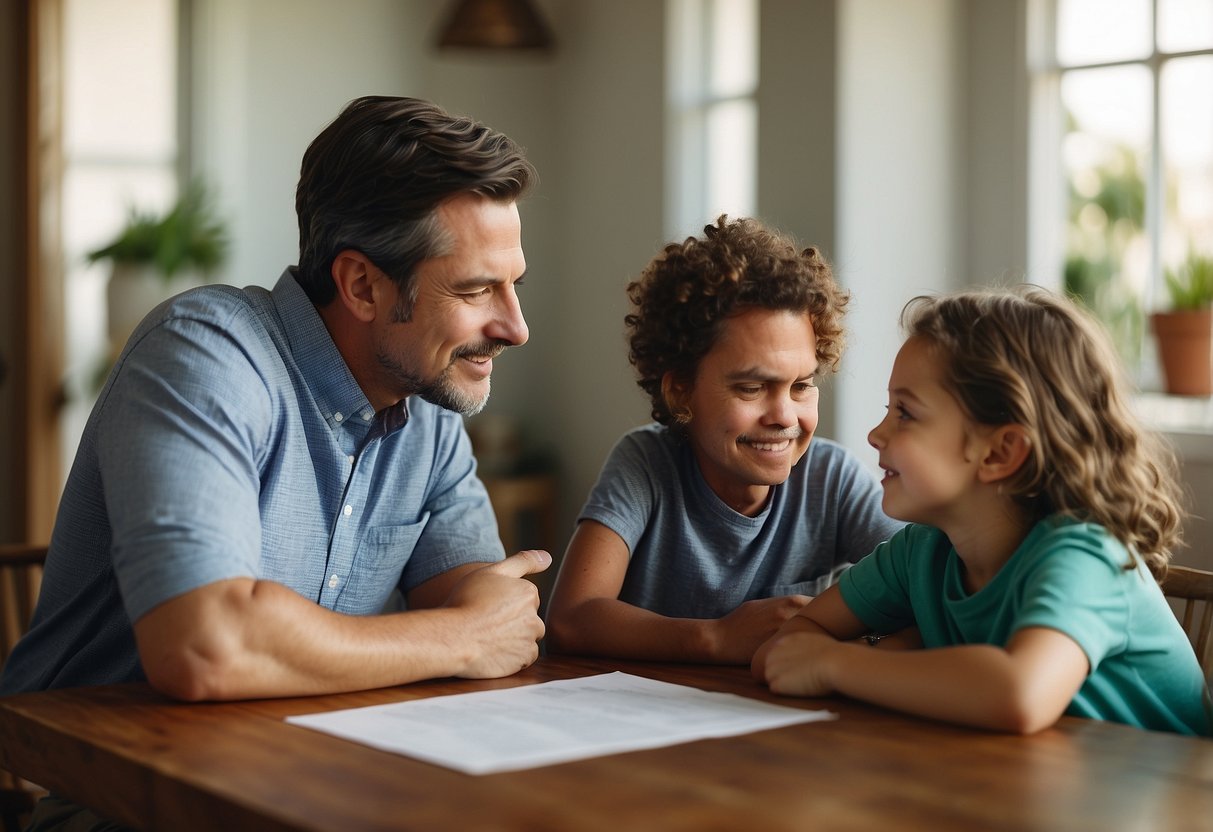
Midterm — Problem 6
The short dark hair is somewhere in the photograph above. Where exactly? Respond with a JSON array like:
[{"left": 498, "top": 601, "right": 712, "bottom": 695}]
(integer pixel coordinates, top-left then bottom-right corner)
[
  {"left": 295, "top": 96, "right": 536, "bottom": 310},
  {"left": 626, "top": 215, "right": 849, "bottom": 427}
]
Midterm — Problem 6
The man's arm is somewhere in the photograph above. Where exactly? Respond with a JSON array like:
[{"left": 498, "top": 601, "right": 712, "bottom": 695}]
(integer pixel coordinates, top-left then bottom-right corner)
[
  {"left": 757, "top": 586, "right": 1089, "bottom": 733},
  {"left": 133, "top": 549, "right": 550, "bottom": 701},
  {"left": 545, "top": 521, "right": 808, "bottom": 664}
]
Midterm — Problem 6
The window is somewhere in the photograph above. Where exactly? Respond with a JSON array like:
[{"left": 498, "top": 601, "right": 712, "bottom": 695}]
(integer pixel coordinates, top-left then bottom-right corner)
[
  {"left": 59, "top": 0, "right": 181, "bottom": 482},
  {"left": 1031, "top": 0, "right": 1213, "bottom": 384},
  {"left": 666, "top": 0, "right": 759, "bottom": 240}
]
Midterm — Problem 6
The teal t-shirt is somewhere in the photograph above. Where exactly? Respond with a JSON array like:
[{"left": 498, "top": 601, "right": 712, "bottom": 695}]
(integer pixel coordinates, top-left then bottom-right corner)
[{"left": 839, "top": 517, "right": 1211, "bottom": 736}]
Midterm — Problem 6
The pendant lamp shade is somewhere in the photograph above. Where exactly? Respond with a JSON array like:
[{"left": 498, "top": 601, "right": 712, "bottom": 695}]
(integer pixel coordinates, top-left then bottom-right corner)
[{"left": 436, "top": 0, "right": 555, "bottom": 50}]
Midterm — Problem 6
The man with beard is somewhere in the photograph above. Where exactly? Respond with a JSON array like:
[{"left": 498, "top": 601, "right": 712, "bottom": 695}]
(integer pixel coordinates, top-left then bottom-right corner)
[{"left": 2, "top": 97, "right": 548, "bottom": 715}]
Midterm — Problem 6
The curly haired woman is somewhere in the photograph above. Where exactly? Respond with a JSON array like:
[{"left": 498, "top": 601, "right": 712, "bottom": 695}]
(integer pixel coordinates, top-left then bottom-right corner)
[{"left": 545, "top": 216, "right": 902, "bottom": 664}]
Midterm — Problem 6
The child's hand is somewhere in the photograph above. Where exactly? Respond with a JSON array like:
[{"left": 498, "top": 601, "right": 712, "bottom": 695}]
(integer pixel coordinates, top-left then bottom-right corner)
[{"left": 762, "top": 631, "right": 840, "bottom": 697}]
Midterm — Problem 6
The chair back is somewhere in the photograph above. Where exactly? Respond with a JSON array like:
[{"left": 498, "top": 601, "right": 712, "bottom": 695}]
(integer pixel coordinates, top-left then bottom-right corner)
[
  {"left": 0, "top": 544, "right": 48, "bottom": 832},
  {"left": 1162, "top": 564, "right": 1213, "bottom": 674},
  {"left": 0, "top": 545, "right": 47, "bottom": 670}
]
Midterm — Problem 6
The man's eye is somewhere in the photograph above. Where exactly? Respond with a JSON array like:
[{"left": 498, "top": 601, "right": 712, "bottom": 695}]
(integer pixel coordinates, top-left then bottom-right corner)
[{"left": 737, "top": 386, "right": 762, "bottom": 396}]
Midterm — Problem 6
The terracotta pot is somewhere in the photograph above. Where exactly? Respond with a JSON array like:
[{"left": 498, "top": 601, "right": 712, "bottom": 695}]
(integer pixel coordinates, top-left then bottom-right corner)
[{"left": 1151, "top": 309, "right": 1213, "bottom": 396}]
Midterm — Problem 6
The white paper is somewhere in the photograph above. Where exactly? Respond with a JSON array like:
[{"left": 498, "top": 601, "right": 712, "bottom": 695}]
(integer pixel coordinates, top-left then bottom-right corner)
[{"left": 286, "top": 672, "right": 835, "bottom": 775}]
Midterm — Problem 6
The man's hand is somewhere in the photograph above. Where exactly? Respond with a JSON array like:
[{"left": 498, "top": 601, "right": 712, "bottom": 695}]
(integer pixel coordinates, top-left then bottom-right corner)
[
  {"left": 711, "top": 595, "right": 811, "bottom": 664},
  {"left": 762, "top": 631, "right": 841, "bottom": 697},
  {"left": 441, "top": 549, "right": 551, "bottom": 678}
]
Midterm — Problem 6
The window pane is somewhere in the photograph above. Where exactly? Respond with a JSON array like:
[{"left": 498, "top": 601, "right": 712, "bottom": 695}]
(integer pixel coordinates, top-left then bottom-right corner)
[
  {"left": 705, "top": 99, "right": 757, "bottom": 222},
  {"left": 1061, "top": 65, "right": 1152, "bottom": 364},
  {"left": 63, "top": 0, "right": 176, "bottom": 159},
  {"left": 1159, "top": 0, "right": 1213, "bottom": 53},
  {"left": 1161, "top": 56, "right": 1213, "bottom": 275},
  {"left": 1057, "top": 0, "right": 1151, "bottom": 66},
  {"left": 709, "top": 0, "right": 757, "bottom": 97}
]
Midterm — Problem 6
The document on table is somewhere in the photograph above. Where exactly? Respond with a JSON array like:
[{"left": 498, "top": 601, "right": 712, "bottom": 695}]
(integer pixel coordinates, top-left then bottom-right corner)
[{"left": 286, "top": 671, "right": 835, "bottom": 775}]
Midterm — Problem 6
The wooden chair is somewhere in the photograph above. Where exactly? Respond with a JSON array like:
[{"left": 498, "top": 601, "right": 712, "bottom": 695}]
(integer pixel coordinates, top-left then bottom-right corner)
[
  {"left": 0, "top": 543, "right": 49, "bottom": 832},
  {"left": 1162, "top": 563, "right": 1213, "bottom": 675}
]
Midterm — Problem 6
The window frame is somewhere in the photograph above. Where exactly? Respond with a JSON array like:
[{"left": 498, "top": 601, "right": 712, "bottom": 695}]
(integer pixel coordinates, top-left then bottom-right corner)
[
  {"left": 665, "top": 0, "right": 759, "bottom": 241},
  {"left": 1028, "top": 0, "right": 1213, "bottom": 380}
]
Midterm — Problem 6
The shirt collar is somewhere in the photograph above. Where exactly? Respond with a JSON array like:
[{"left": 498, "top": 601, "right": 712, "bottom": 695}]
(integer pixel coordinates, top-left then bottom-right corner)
[{"left": 271, "top": 268, "right": 377, "bottom": 432}]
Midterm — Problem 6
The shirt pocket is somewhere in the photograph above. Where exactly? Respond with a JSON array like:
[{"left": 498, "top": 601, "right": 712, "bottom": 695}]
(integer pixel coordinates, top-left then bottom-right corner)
[{"left": 340, "top": 516, "right": 429, "bottom": 613}]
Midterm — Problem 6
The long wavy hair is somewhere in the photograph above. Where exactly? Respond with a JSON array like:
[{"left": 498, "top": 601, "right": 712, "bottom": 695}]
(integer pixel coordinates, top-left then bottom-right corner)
[
  {"left": 625, "top": 216, "right": 848, "bottom": 427},
  {"left": 902, "top": 285, "right": 1184, "bottom": 578}
]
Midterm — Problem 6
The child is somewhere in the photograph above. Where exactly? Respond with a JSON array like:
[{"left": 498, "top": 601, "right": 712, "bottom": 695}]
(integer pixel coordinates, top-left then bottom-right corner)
[
  {"left": 752, "top": 286, "right": 1211, "bottom": 736},
  {"left": 545, "top": 217, "right": 902, "bottom": 663}
]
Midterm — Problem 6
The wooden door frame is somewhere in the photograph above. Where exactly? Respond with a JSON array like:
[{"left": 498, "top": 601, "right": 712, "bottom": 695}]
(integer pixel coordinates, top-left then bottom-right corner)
[{"left": 19, "top": 0, "right": 65, "bottom": 543}]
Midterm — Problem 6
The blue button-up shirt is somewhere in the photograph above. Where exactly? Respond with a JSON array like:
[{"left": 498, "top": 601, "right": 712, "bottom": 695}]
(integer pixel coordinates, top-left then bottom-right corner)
[{"left": 0, "top": 270, "right": 504, "bottom": 693}]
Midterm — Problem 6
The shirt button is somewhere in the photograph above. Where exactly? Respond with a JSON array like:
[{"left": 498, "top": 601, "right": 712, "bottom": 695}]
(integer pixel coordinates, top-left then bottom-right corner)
[
  {"left": 362, "top": 410, "right": 372, "bottom": 421},
  {"left": 347, "top": 455, "right": 356, "bottom": 466},
  {"left": 334, "top": 412, "right": 343, "bottom": 422},
  {"left": 328, "top": 574, "right": 340, "bottom": 589},
  {"left": 343, "top": 505, "right": 353, "bottom": 517}
]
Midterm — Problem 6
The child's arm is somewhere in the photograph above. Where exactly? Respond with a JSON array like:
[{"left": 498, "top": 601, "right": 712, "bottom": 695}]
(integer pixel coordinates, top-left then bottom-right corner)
[
  {"left": 760, "top": 589, "right": 1090, "bottom": 733},
  {"left": 751, "top": 584, "right": 873, "bottom": 678},
  {"left": 545, "top": 520, "right": 809, "bottom": 664}
]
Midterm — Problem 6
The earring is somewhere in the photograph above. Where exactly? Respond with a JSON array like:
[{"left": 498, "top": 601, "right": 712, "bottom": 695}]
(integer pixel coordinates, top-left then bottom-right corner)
[{"left": 671, "top": 405, "right": 692, "bottom": 425}]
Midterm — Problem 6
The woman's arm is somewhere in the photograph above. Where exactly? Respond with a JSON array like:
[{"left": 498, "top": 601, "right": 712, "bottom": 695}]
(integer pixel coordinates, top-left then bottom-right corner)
[{"left": 545, "top": 521, "right": 808, "bottom": 664}]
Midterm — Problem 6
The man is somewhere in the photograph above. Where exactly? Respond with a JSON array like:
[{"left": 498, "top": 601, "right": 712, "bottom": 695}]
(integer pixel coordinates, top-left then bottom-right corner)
[
  {"left": 1, "top": 96, "right": 549, "bottom": 705},
  {"left": 545, "top": 216, "right": 903, "bottom": 664}
]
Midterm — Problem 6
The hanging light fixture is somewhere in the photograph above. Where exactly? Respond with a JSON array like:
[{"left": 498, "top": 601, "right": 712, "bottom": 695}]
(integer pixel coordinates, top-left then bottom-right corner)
[{"left": 435, "top": 0, "right": 555, "bottom": 51}]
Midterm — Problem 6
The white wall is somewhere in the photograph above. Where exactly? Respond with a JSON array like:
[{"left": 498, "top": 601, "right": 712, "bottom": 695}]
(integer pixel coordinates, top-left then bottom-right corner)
[
  {"left": 757, "top": 0, "right": 839, "bottom": 439},
  {"left": 184, "top": 0, "right": 1020, "bottom": 552},
  {"left": 190, "top": 0, "right": 426, "bottom": 294},
  {"left": 835, "top": 0, "right": 966, "bottom": 467},
  {"left": 181, "top": 0, "right": 1074, "bottom": 560}
]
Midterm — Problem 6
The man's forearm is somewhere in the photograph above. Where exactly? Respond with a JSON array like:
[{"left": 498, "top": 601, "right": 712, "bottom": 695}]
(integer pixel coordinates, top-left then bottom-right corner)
[{"left": 135, "top": 578, "right": 486, "bottom": 699}]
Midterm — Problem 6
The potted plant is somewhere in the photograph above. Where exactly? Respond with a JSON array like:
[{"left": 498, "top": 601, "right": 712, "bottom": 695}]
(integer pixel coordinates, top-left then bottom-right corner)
[
  {"left": 87, "top": 180, "right": 228, "bottom": 348},
  {"left": 1150, "top": 250, "right": 1213, "bottom": 396}
]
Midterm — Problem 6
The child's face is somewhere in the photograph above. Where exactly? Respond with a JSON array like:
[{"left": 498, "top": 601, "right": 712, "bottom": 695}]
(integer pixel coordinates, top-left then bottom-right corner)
[
  {"left": 867, "top": 336, "right": 987, "bottom": 528},
  {"left": 677, "top": 307, "right": 820, "bottom": 515}
]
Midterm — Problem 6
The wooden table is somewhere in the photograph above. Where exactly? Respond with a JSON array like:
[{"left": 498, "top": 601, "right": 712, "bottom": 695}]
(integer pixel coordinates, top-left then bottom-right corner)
[{"left": 1, "top": 656, "right": 1211, "bottom": 831}]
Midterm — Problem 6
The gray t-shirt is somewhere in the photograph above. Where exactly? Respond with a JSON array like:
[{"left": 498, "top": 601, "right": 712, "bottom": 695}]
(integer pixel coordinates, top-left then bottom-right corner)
[{"left": 579, "top": 424, "right": 904, "bottom": 619}]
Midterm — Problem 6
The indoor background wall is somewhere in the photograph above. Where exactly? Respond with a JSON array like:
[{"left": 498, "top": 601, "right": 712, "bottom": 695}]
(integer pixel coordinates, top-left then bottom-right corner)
[{"left": 2, "top": 0, "right": 1207, "bottom": 572}]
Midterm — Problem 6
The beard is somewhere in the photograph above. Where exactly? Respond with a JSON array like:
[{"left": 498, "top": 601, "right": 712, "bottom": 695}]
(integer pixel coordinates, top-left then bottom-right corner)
[{"left": 376, "top": 340, "right": 506, "bottom": 417}]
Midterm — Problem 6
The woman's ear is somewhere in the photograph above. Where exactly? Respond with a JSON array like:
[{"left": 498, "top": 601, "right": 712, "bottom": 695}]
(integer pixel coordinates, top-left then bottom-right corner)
[
  {"left": 977, "top": 424, "right": 1031, "bottom": 484},
  {"left": 330, "top": 250, "right": 380, "bottom": 323},
  {"left": 661, "top": 372, "right": 692, "bottom": 424}
]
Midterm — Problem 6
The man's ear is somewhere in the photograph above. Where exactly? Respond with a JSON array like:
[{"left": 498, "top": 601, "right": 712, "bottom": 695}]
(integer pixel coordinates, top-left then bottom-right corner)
[
  {"left": 330, "top": 250, "right": 381, "bottom": 323},
  {"left": 977, "top": 424, "right": 1031, "bottom": 485}
]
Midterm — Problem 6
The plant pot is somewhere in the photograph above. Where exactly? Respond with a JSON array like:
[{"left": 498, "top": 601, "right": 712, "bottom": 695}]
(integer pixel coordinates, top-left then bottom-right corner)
[
  {"left": 1151, "top": 309, "right": 1213, "bottom": 396},
  {"left": 106, "top": 263, "right": 204, "bottom": 348}
]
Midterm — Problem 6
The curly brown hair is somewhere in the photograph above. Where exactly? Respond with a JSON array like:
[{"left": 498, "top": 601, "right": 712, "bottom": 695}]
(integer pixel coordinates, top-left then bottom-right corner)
[
  {"left": 626, "top": 216, "right": 848, "bottom": 426},
  {"left": 901, "top": 285, "right": 1184, "bottom": 578}
]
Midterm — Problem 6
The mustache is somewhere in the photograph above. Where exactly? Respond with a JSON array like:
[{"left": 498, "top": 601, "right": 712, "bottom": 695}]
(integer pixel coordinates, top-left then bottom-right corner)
[{"left": 451, "top": 340, "right": 510, "bottom": 361}]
